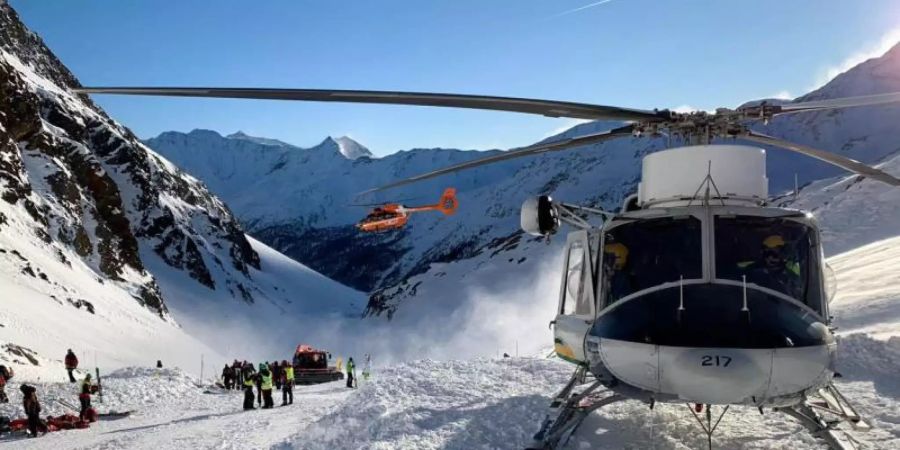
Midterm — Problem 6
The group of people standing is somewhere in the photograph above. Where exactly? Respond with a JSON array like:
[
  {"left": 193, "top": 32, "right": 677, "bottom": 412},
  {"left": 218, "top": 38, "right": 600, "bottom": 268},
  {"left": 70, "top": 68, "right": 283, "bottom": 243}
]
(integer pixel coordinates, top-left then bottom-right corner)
[{"left": 222, "top": 360, "right": 294, "bottom": 410}]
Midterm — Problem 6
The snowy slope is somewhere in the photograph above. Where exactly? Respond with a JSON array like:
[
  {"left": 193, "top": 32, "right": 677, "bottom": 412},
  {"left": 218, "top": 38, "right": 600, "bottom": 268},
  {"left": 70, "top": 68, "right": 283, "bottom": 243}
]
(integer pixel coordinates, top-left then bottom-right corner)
[
  {"left": 146, "top": 124, "right": 662, "bottom": 299},
  {"left": 828, "top": 236, "right": 900, "bottom": 339},
  {"left": 777, "top": 150, "right": 900, "bottom": 255},
  {"left": 0, "top": 190, "right": 219, "bottom": 379},
  {"left": 0, "top": 1, "right": 365, "bottom": 379}
]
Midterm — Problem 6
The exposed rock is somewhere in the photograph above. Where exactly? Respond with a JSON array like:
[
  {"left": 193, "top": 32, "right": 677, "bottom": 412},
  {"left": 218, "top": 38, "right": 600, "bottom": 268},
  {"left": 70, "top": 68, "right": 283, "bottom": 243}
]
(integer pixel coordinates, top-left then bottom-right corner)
[{"left": 0, "top": 1, "right": 265, "bottom": 317}]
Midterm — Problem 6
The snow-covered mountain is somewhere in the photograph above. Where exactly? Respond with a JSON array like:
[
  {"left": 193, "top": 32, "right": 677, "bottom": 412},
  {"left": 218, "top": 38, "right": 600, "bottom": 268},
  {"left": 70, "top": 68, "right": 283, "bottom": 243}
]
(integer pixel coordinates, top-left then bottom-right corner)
[
  {"left": 777, "top": 151, "right": 900, "bottom": 255},
  {"left": 0, "top": 1, "right": 363, "bottom": 376},
  {"left": 146, "top": 41, "right": 900, "bottom": 320}
]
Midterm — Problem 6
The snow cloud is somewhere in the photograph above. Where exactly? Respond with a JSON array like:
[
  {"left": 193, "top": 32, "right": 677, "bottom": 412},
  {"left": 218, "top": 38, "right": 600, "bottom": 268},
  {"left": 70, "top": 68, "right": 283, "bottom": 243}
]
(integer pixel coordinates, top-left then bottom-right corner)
[
  {"left": 812, "top": 26, "right": 900, "bottom": 90},
  {"left": 542, "top": 118, "right": 592, "bottom": 139},
  {"left": 187, "top": 250, "right": 563, "bottom": 370},
  {"left": 767, "top": 90, "right": 793, "bottom": 100}
]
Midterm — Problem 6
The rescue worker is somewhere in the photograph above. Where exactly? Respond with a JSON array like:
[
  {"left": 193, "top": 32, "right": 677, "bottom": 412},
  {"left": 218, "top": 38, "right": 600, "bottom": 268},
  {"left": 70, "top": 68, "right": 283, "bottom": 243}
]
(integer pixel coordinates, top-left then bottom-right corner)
[
  {"left": 79, "top": 373, "right": 94, "bottom": 421},
  {"left": 281, "top": 360, "right": 294, "bottom": 406},
  {"left": 256, "top": 363, "right": 266, "bottom": 407},
  {"left": 742, "top": 234, "right": 801, "bottom": 298},
  {"left": 603, "top": 241, "right": 633, "bottom": 303},
  {"left": 232, "top": 360, "right": 243, "bottom": 390},
  {"left": 260, "top": 364, "right": 274, "bottom": 409},
  {"left": 64, "top": 349, "right": 78, "bottom": 383},
  {"left": 222, "top": 364, "right": 233, "bottom": 389},
  {"left": 272, "top": 361, "right": 282, "bottom": 390},
  {"left": 20, "top": 384, "right": 41, "bottom": 438},
  {"left": 346, "top": 357, "right": 355, "bottom": 388},
  {"left": 241, "top": 361, "right": 255, "bottom": 395},
  {"left": 242, "top": 370, "right": 256, "bottom": 410}
]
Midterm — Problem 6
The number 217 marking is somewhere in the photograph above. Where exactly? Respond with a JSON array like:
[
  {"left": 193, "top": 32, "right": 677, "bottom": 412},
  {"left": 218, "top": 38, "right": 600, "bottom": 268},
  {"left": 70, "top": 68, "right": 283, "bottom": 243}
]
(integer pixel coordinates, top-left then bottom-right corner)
[{"left": 700, "top": 355, "right": 732, "bottom": 367}]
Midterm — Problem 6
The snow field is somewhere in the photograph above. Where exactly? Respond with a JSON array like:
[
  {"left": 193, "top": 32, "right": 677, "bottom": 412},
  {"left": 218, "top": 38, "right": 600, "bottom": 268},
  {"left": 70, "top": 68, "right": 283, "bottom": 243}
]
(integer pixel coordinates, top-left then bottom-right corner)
[
  {"left": 0, "top": 366, "right": 352, "bottom": 450},
  {"left": 288, "top": 358, "right": 571, "bottom": 450}
]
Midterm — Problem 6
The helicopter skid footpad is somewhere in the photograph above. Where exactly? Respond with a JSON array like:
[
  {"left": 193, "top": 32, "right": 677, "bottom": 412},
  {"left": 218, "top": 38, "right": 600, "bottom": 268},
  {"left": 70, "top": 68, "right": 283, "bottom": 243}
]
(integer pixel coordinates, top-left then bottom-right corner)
[
  {"left": 527, "top": 366, "right": 624, "bottom": 450},
  {"left": 775, "top": 383, "right": 870, "bottom": 450}
]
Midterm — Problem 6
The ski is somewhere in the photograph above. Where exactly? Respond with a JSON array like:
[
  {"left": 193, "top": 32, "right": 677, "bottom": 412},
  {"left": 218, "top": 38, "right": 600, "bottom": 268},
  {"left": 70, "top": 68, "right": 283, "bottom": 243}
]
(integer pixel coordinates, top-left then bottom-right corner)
[
  {"left": 55, "top": 398, "right": 80, "bottom": 412},
  {"left": 96, "top": 367, "right": 103, "bottom": 404}
]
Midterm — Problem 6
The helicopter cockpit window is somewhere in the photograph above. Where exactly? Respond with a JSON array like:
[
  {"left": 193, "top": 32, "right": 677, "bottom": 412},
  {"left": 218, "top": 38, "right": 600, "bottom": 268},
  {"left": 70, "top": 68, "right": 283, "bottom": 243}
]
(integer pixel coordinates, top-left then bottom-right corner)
[
  {"left": 601, "top": 216, "right": 703, "bottom": 305},
  {"left": 714, "top": 216, "right": 823, "bottom": 312},
  {"left": 562, "top": 243, "right": 590, "bottom": 316}
]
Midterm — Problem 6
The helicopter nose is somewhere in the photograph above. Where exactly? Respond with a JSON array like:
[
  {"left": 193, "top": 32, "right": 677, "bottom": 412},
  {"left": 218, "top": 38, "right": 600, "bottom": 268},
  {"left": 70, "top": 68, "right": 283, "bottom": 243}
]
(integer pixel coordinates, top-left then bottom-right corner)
[
  {"left": 591, "top": 284, "right": 834, "bottom": 349},
  {"left": 587, "top": 284, "right": 835, "bottom": 404}
]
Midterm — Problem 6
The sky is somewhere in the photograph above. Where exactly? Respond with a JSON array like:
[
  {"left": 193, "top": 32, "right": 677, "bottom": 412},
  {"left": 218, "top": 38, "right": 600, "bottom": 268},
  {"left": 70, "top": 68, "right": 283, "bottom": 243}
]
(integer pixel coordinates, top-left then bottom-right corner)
[{"left": 10, "top": 0, "right": 900, "bottom": 156}]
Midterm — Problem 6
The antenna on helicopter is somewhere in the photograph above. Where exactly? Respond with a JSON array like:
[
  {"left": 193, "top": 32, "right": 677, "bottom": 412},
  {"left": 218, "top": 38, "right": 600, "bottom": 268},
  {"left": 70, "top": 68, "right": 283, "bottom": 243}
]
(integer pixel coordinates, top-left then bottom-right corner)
[{"left": 686, "top": 161, "right": 727, "bottom": 207}]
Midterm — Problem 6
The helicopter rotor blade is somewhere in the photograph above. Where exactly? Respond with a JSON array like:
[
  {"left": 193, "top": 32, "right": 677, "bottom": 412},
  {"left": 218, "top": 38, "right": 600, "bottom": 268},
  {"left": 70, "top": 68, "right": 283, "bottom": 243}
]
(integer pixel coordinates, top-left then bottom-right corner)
[
  {"left": 362, "top": 124, "right": 635, "bottom": 193},
  {"left": 742, "top": 131, "right": 900, "bottom": 187},
  {"left": 774, "top": 91, "right": 900, "bottom": 116},
  {"left": 74, "top": 87, "right": 669, "bottom": 122}
]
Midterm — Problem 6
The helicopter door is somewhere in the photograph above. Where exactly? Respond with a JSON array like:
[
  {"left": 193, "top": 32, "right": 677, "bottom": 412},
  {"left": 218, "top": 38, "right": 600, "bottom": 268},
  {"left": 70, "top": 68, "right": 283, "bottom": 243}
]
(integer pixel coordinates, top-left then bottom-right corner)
[{"left": 554, "top": 231, "right": 596, "bottom": 365}]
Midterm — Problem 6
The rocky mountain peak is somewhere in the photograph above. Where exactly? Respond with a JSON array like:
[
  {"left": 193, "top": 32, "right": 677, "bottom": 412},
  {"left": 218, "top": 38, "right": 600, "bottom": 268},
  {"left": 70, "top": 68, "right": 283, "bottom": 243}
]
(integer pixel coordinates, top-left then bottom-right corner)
[
  {"left": 335, "top": 136, "right": 373, "bottom": 160},
  {"left": 1, "top": 1, "right": 265, "bottom": 318}
]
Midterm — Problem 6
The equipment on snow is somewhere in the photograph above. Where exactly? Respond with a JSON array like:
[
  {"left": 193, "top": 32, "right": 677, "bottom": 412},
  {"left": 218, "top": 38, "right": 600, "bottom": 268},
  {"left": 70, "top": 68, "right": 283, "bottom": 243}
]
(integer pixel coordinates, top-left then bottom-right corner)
[
  {"left": 292, "top": 344, "right": 343, "bottom": 385},
  {"left": 95, "top": 367, "right": 103, "bottom": 404}
]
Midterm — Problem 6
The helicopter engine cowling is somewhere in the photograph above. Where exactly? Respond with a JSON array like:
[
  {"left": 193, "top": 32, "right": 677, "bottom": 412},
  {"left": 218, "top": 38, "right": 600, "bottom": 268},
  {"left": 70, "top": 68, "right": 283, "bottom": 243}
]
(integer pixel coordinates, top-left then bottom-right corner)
[{"left": 638, "top": 145, "right": 768, "bottom": 209}]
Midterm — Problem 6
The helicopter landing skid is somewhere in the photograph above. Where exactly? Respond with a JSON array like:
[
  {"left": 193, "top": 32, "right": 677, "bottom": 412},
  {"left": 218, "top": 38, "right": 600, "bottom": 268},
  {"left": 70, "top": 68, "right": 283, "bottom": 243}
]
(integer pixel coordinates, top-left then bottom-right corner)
[
  {"left": 527, "top": 366, "right": 624, "bottom": 450},
  {"left": 775, "top": 383, "right": 871, "bottom": 450}
]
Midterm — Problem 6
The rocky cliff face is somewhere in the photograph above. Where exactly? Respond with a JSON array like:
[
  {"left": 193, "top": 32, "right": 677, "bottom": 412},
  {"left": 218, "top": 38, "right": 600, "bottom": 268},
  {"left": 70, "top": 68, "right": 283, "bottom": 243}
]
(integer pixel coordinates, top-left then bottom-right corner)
[{"left": 0, "top": 1, "right": 263, "bottom": 316}]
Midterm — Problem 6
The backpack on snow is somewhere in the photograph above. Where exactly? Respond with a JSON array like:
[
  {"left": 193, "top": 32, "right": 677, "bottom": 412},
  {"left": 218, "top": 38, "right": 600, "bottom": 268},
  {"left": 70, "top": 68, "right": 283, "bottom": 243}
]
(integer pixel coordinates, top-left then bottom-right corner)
[{"left": 0, "top": 365, "right": 11, "bottom": 380}]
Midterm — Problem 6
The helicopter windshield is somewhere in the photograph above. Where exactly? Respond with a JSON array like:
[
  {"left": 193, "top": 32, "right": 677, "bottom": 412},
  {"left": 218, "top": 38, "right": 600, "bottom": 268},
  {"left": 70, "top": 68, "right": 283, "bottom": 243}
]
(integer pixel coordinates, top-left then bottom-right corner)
[
  {"left": 714, "top": 215, "right": 823, "bottom": 312},
  {"left": 601, "top": 216, "right": 703, "bottom": 305}
]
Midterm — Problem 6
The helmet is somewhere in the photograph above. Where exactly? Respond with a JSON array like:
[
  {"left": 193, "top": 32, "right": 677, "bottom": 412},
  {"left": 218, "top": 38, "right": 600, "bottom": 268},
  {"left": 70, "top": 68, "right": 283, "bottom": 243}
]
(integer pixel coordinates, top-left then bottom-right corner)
[
  {"left": 763, "top": 235, "right": 786, "bottom": 249},
  {"left": 604, "top": 242, "right": 629, "bottom": 270}
]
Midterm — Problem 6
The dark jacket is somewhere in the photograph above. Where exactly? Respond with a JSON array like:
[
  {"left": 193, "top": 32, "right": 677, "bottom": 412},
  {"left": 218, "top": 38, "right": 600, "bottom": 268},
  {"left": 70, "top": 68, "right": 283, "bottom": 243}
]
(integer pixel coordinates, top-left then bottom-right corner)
[
  {"left": 65, "top": 352, "right": 78, "bottom": 369},
  {"left": 21, "top": 385, "right": 40, "bottom": 417}
]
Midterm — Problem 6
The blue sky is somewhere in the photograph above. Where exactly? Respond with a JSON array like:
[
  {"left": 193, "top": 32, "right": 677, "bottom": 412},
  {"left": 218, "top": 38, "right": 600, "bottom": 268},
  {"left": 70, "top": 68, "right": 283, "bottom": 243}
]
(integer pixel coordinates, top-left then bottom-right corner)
[{"left": 10, "top": 0, "right": 900, "bottom": 156}]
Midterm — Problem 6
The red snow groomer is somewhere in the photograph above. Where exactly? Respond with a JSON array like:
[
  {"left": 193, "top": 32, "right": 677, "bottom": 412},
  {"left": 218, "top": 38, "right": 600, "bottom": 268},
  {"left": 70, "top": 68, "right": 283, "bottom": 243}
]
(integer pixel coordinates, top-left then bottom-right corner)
[{"left": 292, "top": 344, "right": 344, "bottom": 385}]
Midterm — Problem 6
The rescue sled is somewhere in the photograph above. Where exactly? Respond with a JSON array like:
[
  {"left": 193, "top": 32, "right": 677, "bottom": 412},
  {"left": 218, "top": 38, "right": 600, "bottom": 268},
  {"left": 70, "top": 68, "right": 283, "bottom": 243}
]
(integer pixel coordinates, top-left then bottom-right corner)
[{"left": 292, "top": 344, "right": 344, "bottom": 385}]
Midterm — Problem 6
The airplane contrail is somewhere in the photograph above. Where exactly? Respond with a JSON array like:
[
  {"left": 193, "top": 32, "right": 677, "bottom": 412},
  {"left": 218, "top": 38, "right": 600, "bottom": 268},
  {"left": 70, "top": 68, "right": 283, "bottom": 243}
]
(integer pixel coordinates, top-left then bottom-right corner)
[{"left": 547, "top": 0, "right": 615, "bottom": 20}]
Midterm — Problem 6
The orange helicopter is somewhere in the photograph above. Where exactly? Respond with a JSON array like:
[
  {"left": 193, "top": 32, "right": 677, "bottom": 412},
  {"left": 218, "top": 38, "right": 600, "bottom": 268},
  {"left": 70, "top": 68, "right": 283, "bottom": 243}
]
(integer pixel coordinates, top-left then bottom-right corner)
[{"left": 356, "top": 188, "right": 458, "bottom": 232}]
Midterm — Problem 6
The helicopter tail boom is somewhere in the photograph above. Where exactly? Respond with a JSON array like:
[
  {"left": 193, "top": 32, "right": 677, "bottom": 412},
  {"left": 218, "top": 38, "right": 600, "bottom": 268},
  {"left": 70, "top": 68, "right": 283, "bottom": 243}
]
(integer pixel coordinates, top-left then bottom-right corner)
[{"left": 403, "top": 188, "right": 459, "bottom": 215}]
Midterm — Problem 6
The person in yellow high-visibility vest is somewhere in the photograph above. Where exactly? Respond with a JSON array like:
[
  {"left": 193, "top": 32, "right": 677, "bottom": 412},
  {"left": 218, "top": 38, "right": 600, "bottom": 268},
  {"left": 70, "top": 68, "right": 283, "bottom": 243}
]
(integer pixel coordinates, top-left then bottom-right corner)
[
  {"left": 739, "top": 234, "right": 802, "bottom": 298},
  {"left": 260, "top": 364, "right": 274, "bottom": 409},
  {"left": 281, "top": 360, "right": 294, "bottom": 406},
  {"left": 346, "top": 357, "right": 356, "bottom": 388},
  {"left": 242, "top": 371, "right": 256, "bottom": 410}
]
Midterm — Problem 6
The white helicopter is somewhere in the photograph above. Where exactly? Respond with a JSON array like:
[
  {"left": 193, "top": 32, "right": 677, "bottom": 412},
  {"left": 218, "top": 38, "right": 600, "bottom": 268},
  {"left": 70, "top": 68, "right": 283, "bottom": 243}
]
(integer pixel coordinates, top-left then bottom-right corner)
[{"left": 76, "top": 86, "right": 900, "bottom": 449}]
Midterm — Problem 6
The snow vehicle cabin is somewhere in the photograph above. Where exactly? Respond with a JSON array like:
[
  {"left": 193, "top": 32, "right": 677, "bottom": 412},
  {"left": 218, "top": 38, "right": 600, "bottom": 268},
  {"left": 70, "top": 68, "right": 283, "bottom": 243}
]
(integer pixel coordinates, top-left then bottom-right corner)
[{"left": 292, "top": 345, "right": 344, "bottom": 385}]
